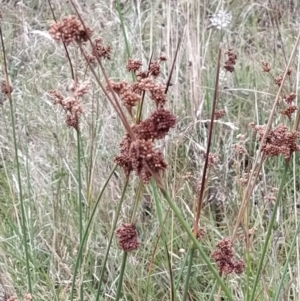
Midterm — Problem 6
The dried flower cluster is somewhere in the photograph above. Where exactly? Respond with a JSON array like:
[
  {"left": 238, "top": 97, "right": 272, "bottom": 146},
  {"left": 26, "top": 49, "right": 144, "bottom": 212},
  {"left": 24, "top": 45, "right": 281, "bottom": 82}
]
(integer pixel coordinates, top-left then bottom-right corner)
[
  {"left": 250, "top": 122, "right": 300, "bottom": 161},
  {"left": 224, "top": 49, "right": 237, "bottom": 72},
  {"left": 49, "top": 15, "right": 92, "bottom": 45},
  {"left": 87, "top": 38, "right": 111, "bottom": 62},
  {"left": 211, "top": 238, "right": 245, "bottom": 275},
  {"left": 280, "top": 92, "right": 298, "bottom": 120},
  {"left": 262, "top": 61, "right": 271, "bottom": 73},
  {"left": 115, "top": 223, "right": 140, "bottom": 252},
  {"left": 0, "top": 80, "right": 13, "bottom": 95},
  {"left": 207, "top": 153, "right": 219, "bottom": 167},
  {"left": 196, "top": 227, "right": 206, "bottom": 240},
  {"left": 214, "top": 109, "right": 226, "bottom": 120},
  {"left": 113, "top": 58, "right": 176, "bottom": 183},
  {"left": 232, "top": 134, "right": 247, "bottom": 154},
  {"left": 274, "top": 68, "right": 292, "bottom": 86},
  {"left": 49, "top": 80, "right": 89, "bottom": 130}
]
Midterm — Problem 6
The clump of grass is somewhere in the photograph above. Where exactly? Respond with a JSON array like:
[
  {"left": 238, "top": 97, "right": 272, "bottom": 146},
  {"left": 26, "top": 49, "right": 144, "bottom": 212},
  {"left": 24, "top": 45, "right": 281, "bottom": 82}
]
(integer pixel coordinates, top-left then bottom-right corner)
[{"left": 1, "top": 1, "right": 300, "bottom": 301}]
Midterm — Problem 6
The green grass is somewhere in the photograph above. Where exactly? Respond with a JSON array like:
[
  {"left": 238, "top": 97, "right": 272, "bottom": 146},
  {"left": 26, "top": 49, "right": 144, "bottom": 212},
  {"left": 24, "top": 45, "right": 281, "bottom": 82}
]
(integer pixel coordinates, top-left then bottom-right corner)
[{"left": 0, "top": 0, "right": 300, "bottom": 300}]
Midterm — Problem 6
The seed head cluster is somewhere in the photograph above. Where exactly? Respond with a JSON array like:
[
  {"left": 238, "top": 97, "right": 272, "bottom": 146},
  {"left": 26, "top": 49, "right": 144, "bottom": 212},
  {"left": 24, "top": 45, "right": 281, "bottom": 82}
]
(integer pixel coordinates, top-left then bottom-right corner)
[
  {"left": 280, "top": 92, "right": 298, "bottom": 120},
  {"left": 115, "top": 223, "right": 140, "bottom": 252},
  {"left": 49, "top": 15, "right": 92, "bottom": 45},
  {"left": 224, "top": 49, "right": 237, "bottom": 72},
  {"left": 87, "top": 38, "right": 111, "bottom": 62},
  {"left": 214, "top": 109, "right": 226, "bottom": 120},
  {"left": 250, "top": 122, "right": 300, "bottom": 161},
  {"left": 0, "top": 80, "right": 13, "bottom": 95},
  {"left": 113, "top": 58, "right": 176, "bottom": 183},
  {"left": 49, "top": 80, "right": 89, "bottom": 130},
  {"left": 211, "top": 238, "right": 245, "bottom": 275}
]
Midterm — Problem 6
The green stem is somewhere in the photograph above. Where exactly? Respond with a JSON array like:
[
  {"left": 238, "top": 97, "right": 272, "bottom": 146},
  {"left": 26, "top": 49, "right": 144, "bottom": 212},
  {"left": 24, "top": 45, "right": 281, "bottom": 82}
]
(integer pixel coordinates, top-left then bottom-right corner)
[
  {"left": 182, "top": 246, "right": 194, "bottom": 301},
  {"left": 250, "top": 163, "right": 289, "bottom": 300},
  {"left": 115, "top": 252, "right": 128, "bottom": 301},
  {"left": 70, "top": 165, "right": 117, "bottom": 301},
  {"left": 207, "top": 280, "right": 218, "bottom": 301},
  {"left": 77, "top": 128, "right": 83, "bottom": 245},
  {"left": 159, "top": 187, "right": 233, "bottom": 301},
  {"left": 0, "top": 27, "right": 32, "bottom": 294},
  {"left": 274, "top": 202, "right": 300, "bottom": 300},
  {"left": 115, "top": 0, "right": 131, "bottom": 58},
  {"left": 95, "top": 177, "right": 129, "bottom": 301}
]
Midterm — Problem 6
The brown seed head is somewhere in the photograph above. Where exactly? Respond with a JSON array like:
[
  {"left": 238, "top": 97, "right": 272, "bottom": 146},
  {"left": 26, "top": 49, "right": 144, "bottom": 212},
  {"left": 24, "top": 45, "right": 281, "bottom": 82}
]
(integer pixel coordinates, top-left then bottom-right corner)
[
  {"left": 211, "top": 237, "right": 245, "bottom": 275},
  {"left": 207, "top": 153, "right": 219, "bottom": 167},
  {"left": 283, "top": 92, "right": 296, "bottom": 104},
  {"left": 134, "top": 109, "right": 176, "bottom": 140},
  {"left": 250, "top": 123, "right": 300, "bottom": 160},
  {"left": 49, "top": 15, "right": 92, "bottom": 45},
  {"left": 115, "top": 223, "right": 140, "bottom": 252},
  {"left": 126, "top": 59, "right": 143, "bottom": 72},
  {"left": 214, "top": 109, "right": 226, "bottom": 120},
  {"left": 0, "top": 81, "right": 13, "bottom": 95},
  {"left": 89, "top": 38, "right": 111, "bottom": 61},
  {"left": 129, "top": 139, "right": 167, "bottom": 183},
  {"left": 262, "top": 61, "right": 271, "bottom": 72},
  {"left": 224, "top": 48, "right": 237, "bottom": 72},
  {"left": 149, "top": 61, "right": 160, "bottom": 77}
]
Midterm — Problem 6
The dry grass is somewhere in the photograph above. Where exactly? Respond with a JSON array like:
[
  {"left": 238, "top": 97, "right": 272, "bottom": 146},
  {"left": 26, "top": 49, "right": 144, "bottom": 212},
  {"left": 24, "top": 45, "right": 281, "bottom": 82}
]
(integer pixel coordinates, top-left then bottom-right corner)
[{"left": 0, "top": 0, "right": 300, "bottom": 300}]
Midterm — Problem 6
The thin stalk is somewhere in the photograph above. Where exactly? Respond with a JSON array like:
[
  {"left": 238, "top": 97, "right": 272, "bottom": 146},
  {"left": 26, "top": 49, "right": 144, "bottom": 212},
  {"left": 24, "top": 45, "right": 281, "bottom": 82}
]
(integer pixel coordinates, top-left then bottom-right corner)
[
  {"left": 193, "top": 46, "right": 221, "bottom": 233},
  {"left": 147, "top": 180, "right": 174, "bottom": 301},
  {"left": 115, "top": 252, "right": 128, "bottom": 301},
  {"left": 274, "top": 216, "right": 300, "bottom": 301},
  {"left": 77, "top": 129, "right": 83, "bottom": 245},
  {"left": 182, "top": 46, "right": 221, "bottom": 301},
  {"left": 250, "top": 163, "right": 289, "bottom": 300},
  {"left": 70, "top": 166, "right": 117, "bottom": 301},
  {"left": 116, "top": 0, "right": 131, "bottom": 58},
  {"left": 159, "top": 187, "right": 233, "bottom": 301},
  {"left": 95, "top": 177, "right": 129, "bottom": 301},
  {"left": 0, "top": 26, "right": 32, "bottom": 293},
  {"left": 113, "top": 180, "right": 142, "bottom": 301},
  {"left": 207, "top": 280, "right": 218, "bottom": 301},
  {"left": 182, "top": 246, "right": 194, "bottom": 301}
]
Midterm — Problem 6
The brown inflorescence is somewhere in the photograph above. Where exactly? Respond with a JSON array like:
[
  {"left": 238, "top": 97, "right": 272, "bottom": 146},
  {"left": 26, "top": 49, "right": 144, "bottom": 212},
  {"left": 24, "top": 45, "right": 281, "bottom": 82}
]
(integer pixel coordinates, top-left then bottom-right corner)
[
  {"left": 115, "top": 223, "right": 140, "bottom": 252},
  {"left": 283, "top": 92, "right": 296, "bottom": 104},
  {"left": 207, "top": 153, "right": 219, "bottom": 167},
  {"left": 196, "top": 227, "right": 206, "bottom": 240},
  {"left": 250, "top": 122, "right": 300, "bottom": 161},
  {"left": 262, "top": 61, "right": 271, "bottom": 72},
  {"left": 126, "top": 59, "right": 143, "bottom": 72},
  {"left": 49, "top": 15, "right": 92, "bottom": 45},
  {"left": 129, "top": 139, "right": 167, "bottom": 183},
  {"left": 114, "top": 133, "right": 132, "bottom": 178},
  {"left": 224, "top": 48, "right": 237, "bottom": 72},
  {"left": 211, "top": 237, "right": 245, "bottom": 275},
  {"left": 274, "top": 74, "right": 283, "bottom": 86},
  {"left": 280, "top": 105, "right": 298, "bottom": 121},
  {"left": 114, "top": 136, "right": 168, "bottom": 183},
  {"left": 232, "top": 143, "right": 247, "bottom": 154},
  {"left": 49, "top": 80, "right": 88, "bottom": 130},
  {"left": 278, "top": 92, "right": 298, "bottom": 120},
  {"left": 88, "top": 38, "right": 111, "bottom": 62},
  {"left": 113, "top": 57, "right": 174, "bottom": 183},
  {"left": 0, "top": 80, "right": 13, "bottom": 95},
  {"left": 134, "top": 109, "right": 176, "bottom": 140},
  {"left": 214, "top": 109, "right": 226, "bottom": 120},
  {"left": 149, "top": 61, "right": 160, "bottom": 77}
]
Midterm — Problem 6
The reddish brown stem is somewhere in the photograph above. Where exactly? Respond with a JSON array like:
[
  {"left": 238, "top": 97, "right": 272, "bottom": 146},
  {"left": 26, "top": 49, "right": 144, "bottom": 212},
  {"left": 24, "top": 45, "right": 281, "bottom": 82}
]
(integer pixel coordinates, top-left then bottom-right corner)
[{"left": 193, "top": 47, "right": 222, "bottom": 235}]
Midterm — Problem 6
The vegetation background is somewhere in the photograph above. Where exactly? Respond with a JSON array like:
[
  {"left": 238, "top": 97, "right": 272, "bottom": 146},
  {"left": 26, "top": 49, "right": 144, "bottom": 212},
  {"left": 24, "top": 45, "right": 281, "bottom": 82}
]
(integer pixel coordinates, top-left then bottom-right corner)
[{"left": 1, "top": 0, "right": 300, "bottom": 300}]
